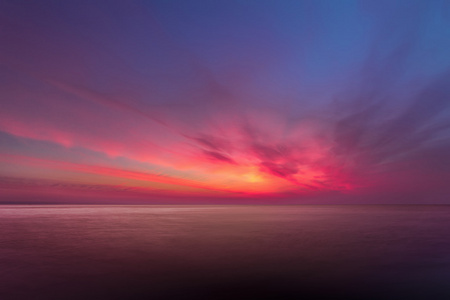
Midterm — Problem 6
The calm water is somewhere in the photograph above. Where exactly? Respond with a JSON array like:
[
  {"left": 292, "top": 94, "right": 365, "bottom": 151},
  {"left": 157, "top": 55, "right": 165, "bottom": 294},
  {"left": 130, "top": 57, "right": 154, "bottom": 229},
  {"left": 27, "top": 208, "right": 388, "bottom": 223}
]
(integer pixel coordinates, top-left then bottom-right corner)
[{"left": 1, "top": 205, "right": 450, "bottom": 300}]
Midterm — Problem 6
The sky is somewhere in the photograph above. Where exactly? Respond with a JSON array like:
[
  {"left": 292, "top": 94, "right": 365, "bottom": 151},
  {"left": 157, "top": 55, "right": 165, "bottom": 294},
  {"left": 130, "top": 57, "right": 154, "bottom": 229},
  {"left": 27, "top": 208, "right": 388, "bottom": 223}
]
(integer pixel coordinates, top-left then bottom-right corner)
[{"left": 1, "top": 0, "right": 450, "bottom": 204}]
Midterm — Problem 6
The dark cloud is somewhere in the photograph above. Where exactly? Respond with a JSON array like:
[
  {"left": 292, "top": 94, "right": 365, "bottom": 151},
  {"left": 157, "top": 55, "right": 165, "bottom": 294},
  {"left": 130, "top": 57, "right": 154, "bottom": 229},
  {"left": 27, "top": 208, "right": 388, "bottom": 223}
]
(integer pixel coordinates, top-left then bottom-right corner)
[
  {"left": 260, "top": 161, "right": 298, "bottom": 179},
  {"left": 203, "top": 150, "right": 235, "bottom": 164}
]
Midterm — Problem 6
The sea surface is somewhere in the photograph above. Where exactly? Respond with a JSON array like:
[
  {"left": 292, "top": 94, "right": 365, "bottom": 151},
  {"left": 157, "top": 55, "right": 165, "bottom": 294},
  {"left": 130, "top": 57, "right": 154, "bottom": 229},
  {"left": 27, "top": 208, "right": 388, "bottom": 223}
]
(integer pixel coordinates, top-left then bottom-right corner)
[{"left": 1, "top": 205, "right": 450, "bottom": 300}]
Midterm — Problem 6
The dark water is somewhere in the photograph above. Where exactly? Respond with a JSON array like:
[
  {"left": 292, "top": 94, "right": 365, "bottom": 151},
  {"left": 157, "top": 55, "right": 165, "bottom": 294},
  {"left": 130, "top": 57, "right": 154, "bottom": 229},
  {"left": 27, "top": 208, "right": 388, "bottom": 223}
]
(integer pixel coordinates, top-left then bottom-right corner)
[{"left": 1, "top": 205, "right": 450, "bottom": 300}]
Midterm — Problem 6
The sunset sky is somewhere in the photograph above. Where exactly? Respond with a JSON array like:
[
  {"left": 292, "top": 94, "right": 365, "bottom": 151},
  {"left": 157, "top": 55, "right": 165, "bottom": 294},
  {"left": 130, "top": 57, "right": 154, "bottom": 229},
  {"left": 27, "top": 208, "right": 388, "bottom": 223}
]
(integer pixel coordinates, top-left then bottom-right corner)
[{"left": 1, "top": 0, "right": 450, "bottom": 204}]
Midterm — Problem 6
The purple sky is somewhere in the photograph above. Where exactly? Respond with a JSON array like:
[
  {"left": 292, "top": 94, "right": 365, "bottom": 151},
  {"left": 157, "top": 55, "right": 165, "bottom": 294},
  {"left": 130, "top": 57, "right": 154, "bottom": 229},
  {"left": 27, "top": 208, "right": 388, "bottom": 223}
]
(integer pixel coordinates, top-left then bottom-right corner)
[{"left": 1, "top": 0, "right": 450, "bottom": 204}]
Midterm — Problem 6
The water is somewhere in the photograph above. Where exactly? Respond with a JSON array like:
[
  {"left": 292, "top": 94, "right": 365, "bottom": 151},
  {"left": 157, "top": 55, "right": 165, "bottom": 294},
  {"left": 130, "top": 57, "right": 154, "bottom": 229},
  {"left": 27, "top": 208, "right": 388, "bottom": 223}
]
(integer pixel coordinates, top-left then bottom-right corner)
[{"left": 1, "top": 205, "right": 450, "bottom": 300}]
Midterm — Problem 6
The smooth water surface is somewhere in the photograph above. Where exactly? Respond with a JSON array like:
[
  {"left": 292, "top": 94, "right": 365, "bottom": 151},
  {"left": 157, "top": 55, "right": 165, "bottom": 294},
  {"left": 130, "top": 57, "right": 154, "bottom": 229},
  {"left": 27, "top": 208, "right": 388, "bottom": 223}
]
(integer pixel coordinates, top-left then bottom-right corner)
[{"left": 1, "top": 205, "right": 450, "bottom": 299}]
